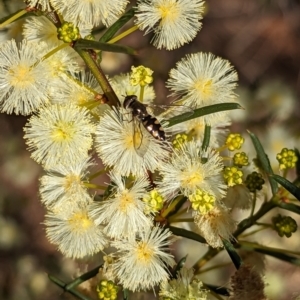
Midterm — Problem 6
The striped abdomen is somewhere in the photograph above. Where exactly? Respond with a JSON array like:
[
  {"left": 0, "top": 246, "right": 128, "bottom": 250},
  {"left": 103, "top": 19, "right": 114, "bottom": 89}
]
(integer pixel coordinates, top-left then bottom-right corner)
[{"left": 141, "top": 115, "right": 165, "bottom": 141}]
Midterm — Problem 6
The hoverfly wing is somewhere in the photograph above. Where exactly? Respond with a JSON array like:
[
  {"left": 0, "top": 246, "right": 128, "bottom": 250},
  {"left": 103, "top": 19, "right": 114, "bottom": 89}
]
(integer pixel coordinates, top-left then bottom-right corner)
[
  {"left": 132, "top": 116, "right": 150, "bottom": 157},
  {"left": 146, "top": 103, "right": 194, "bottom": 119}
]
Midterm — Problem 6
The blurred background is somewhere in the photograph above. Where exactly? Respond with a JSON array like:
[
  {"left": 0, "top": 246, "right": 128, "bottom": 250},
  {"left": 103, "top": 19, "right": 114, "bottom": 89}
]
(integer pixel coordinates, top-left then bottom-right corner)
[{"left": 0, "top": 0, "right": 300, "bottom": 299}]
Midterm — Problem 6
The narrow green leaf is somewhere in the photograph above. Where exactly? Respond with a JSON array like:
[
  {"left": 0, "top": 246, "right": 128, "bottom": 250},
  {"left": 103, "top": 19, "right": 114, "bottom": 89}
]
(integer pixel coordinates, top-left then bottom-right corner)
[
  {"left": 239, "top": 242, "right": 300, "bottom": 266},
  {"left": 248, "top": 131, "right": 278, "bottom": 195},
  {"left": 271, "top": 174, "right": 300, "bottom": 201},
  {"left": 0, "top": 9, "right": 31, "bottom": 27},
  {"left": 222, "top": 239, "right": 242, "bottom": 270},
  {"left": 201, "top": 125, "right": 211, "bottom": 151},
  {"left": 276, "top": 201, "right": 300, "bottom": 215},
  {"left": 74, "top": 39, "right": 136, "bottom": 55},
  {"left": 48, "top": 275, "right": 93, "bottom": 300},
  {"left": 166, "top": 103, "right": 241, "bottom": 127},
  {"left": 123, "top": 289, "right": 129, "bottom": 300},
  {"left": 99, "top": 8, "right": 135, "bottom": 43},
  {"left": 172, "top": 255, "right": 188, "bottom": 278},
  {"left": 168, "top": 226, "right": 206, "bottom": 243},
  {"left": 164, "top": 195, "right": 187, "bottom": 218},
  {"left": 65, "top": 264, "right": 102, "bottom": 290}
]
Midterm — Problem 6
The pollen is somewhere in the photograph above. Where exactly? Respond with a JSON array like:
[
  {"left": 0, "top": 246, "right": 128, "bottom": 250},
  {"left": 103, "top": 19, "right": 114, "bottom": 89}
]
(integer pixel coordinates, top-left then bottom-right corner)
[
  {"left": 51, "top": 121, "right": 76, "bottom": 142},
  {"left": 119, "top": 190, "right": 135, "bottom": 212},
  {"left": 64, "top": 173, "right": 81, "bottom": 190},
  {"left": 68, "top": 212, "right": 93, "bottom": 232},
  {"left": 194, "top": 78, "right": 213, "bottom": 98},
  {"left": 157, "top": 0, "right": 180, "bottom": 23},
  {"left": 180, "top": 168, "right": 204, "bottom": 190},
  {"left": 136, "top": 241, "right": 154, "bottom": 263},
  {"left": 9, "top": 64, "right": 34, "bottom": 88}
]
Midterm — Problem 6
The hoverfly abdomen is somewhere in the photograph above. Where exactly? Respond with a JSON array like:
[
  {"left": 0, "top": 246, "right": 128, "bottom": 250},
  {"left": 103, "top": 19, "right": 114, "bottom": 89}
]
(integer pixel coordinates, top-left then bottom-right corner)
[
  {"left": 141, "top": 115, "right": 165, "bottom": 141},
  {"left": 123, "top": 95, "right": 166, "bottom": 143}
]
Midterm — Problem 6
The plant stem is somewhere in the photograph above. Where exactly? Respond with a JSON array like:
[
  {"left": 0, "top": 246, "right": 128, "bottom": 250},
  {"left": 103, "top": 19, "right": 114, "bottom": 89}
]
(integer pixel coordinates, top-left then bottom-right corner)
[
  {"left": 139, "top": 85, "right": 145, "bottom": 102},
  {"left": 234, "top": 200, "right": 276, "bottom": 237},
  {"left": 194, "top": 248, "right": 220, "bottom": 274},
  {"left": 89, "top": 169, "right": 107, "bottom": 181},
  {"left": 0, "top": 9, "right": 27, "bottom": 28},
  {"left": 239, "top": 226, "right": 269, "bottom": 238},
  {"left": 108, "top": 25, "right": 139, "bottom": 44},
  {"left": 84, "top": 183, "right": 106, "bottom": 190},
  {"left": 249, "top": 190, "right": 257, "bottom": 217},
  {"left": 41, "top": 43, "right": 70, "bottom": 62},
  {"left": 161, "top": 195, "right": 185, "bottom": 218},
  {"left": 75, "top": 48, "right": 120, "bottom": 107},
  {"left": 194, "top": 199, "right": 276, "bottom": 273}
]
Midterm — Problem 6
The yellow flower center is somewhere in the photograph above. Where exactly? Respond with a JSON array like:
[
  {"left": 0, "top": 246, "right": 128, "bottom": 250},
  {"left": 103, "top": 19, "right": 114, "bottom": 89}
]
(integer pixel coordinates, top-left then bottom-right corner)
[
  {"left": 51, "top": 121, "right": 76, "bottom": 142},
  {"left": 193, "top": 78, "right": 213, "bottom": 98},
  {"left": 119, "top": 190, "right": 134, "bottom": 212},
  {"left": 64, "top": 173, "right": 81, "bottom": 191},
  {"left": 136, "top": 241, "right": 154, "bottom": 264},
  {"left": 76, "top": 90, "right": 91, "bottom": 105},
  {"left": 181, "top": 168, "right": 204, "bottom": 190},
  {"left": 68, "top": 212, "right": 93, "bottom": 232},
  {"left": 157, "top": 0, "right": 180, "bottom": 23},
  {"left": 9, "top": 64, "right": 34, "bottom": 88}
]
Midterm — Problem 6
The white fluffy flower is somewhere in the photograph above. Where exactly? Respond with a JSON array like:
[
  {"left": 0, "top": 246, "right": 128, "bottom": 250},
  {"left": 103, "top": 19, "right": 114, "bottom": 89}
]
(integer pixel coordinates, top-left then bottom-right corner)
[
  {"left": 111, "top": 226, "right": 175, "bottom": 292},
  {"left": 45, "top": 205, "right": 107, "bottom": 259},
  {"left": 23, "top": 16, "right": 61, "bottom": 45},
  {"left": 157, "top": 141, "right": 227, "bottom": 200},
  {"left": 167, "top": 52, "right": 238, "bottom": 123},
  {"left": 89, "top": 172, "right": 152, "bottom": 239},
  {"left": 51, "top": 0, "right": 129, "bottom": 28},
  {"left": 194, "top": 204, "right": 236, "bottom": 248},
  {"left": 135, "top": 0, "right": 204, "bottom": 50},
  {"left": 24, "top": 104, "right": 95, "bottom": 168},
  {"left": 95, "top": 106, "right": 169, "bottom": 177},
  {"left": 39, "top": 157, "right": 94, "bottom": 210},
  {"left": 0, "top": 39, "right": 51, "bottom": 115}
]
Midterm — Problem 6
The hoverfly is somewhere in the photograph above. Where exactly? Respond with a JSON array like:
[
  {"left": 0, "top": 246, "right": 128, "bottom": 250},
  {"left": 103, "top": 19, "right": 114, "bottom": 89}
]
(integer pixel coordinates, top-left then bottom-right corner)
[
  {"left": 123, "top": 95, "right": 165, "bottom": 141},
  {"left": 123, "top": 95, "right": 192, "bottom": 156}
]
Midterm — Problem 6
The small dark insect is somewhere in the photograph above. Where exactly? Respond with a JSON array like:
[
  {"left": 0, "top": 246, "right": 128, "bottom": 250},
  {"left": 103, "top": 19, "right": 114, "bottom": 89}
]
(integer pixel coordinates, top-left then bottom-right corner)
[
  {"left": 123, "top": 95, "right": 193, "bottom": 157},
  {"left": 123, "top": 95, "right": 166, "bottom": 142}
]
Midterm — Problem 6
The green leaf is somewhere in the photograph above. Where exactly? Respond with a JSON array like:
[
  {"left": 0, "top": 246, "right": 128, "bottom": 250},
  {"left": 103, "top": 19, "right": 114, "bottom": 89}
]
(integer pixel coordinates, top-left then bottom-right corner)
[
  {"left": 271, "top": 174, "right": 300, "bottom": 201},
  {"left": 201, "top": 124, "right": 211, "bottom": 151},
  {"left": 123, "top": 289, "right": 129, "bottom": 300},
  {"left": 74, "top": 39, "right": 136, "bottom": 55},
  {"left": 168, "top": 226, "right": 206, "bottom": 243},
  {"left": 276, "top": 201, "right": 300, "bottom": 215},
  {"left": 99, "top": 8, "right": 135, "bottom": 43},
  {"left": 222, "top": 239, "right": 242, "bottom": 270},
  {"left": 248, "top": 131, "right": 278, "bottom": 195},
  {"left": 295, "top": 148, "right": 300, "bottom": 177},
  {"left": 239, "top": 241, "right": 300, "bottom": 266},
  {"left": 65, "top": 264, "right": 102, "bottom": 290},
  {"left": 172, "top": 255, "right": 188, "bottom": 278},
  {"left": 166, "top": 102, "right": 242, "bottom": 127},
  {"left": 48, "top": 275, "right": 93, "bottom": 300}
]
